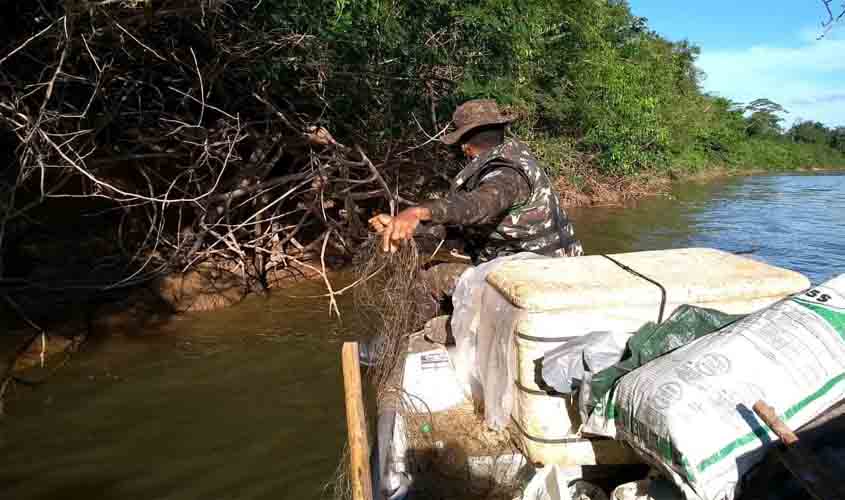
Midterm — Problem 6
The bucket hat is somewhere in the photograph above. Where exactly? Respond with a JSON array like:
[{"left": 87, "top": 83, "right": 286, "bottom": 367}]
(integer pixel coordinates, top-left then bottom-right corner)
[{"left": 441, "top": 99, "right": 514, "bottom": 145}]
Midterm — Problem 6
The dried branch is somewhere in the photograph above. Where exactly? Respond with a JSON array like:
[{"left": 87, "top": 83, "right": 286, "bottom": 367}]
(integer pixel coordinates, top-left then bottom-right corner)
[
  {"left": 0, "top": 0, "right": 451, "bottom": 329},
  {"left": 819, "top": 0, "right": 845, "bottom": 38}
]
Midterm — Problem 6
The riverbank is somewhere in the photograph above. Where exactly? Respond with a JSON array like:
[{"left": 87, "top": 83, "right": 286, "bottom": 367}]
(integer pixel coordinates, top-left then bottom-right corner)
[
  {"left": 149, "top": 163, "right": 843, "bottom": 316},
  {"left": 5, "top": 0, "right": 844, "bottom": 348},
  {"left": 555, "top": 164, "right": 845, "bottom": 208},
  {"left": 528, "top": 129, "right": 845, "bottom": 207},
  {"left": 3, "top": 162, "right": 841, "bottom": 349}
]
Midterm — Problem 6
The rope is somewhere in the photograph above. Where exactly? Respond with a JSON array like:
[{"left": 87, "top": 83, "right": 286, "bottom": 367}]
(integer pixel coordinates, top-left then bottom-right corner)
[
  {"left": 510, "top": 415, "right": 598, "bottom": 445},
  {"left": 601, "top": 254, "right": 668, "bottom": 324}
]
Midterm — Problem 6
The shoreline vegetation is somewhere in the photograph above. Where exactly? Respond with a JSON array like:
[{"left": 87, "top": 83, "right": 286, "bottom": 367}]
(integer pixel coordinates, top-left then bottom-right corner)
[
  {"left": 556, "top": 163, "right": 845, "bottom": 208},
  {"left": 528, "top": 130, "right": 845, "bottom": 207},
  {"left": 1, "top": 2, "right": 844, "bottom": 348}
]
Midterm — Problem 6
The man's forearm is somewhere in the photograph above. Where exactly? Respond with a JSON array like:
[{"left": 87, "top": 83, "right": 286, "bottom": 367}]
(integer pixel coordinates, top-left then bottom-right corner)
[
  {"left": 420, "top": 189, "right": 506, "bottom": 225},
  {"left": 420, "top": 170, "right": 528, "bottom": 226}
]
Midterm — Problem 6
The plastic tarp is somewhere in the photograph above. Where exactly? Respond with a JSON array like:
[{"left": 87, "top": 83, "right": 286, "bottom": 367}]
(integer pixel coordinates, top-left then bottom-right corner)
[
  {"left": 584, "top": 305, "right": 742, "bottom": 422},
  {"left": 540, "top": 331, "right": 632, "bottom": 394},
  {"left": 450, "top": 252, "right": 543, "bottom": 429}
]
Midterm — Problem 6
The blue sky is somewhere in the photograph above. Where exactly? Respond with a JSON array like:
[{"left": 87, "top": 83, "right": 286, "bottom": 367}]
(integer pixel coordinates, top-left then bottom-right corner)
[{"left": 628, "top": 1, "right": 845, "bottom": 127}]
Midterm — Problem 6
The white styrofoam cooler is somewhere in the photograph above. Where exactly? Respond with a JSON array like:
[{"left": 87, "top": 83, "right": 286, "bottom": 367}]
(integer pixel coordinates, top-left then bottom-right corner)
[{"left": 484, "top": 248, "right": 811, "bottom": 466}]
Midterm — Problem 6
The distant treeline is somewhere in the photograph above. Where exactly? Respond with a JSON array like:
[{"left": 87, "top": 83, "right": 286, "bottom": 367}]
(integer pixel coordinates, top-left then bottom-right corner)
[{"left": 253, "top": 0, "right": 845, "bottom": 175}]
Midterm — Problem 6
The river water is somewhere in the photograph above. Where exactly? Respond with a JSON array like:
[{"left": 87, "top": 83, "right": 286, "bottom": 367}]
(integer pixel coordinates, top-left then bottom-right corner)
[{"left": 1, "top": 173, "right": 843, "bottom": 499}]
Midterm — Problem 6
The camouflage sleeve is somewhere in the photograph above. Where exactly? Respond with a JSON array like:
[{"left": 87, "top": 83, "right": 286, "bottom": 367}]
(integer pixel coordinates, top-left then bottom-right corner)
[{"left": 421, "top": 163, "right": 531, "bottom": 225}]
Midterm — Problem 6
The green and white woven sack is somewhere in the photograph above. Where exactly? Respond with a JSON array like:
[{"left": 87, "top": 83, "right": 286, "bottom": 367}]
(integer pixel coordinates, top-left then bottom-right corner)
[{"left": 609, "top": 274, "right": 845, "bottom": 500}]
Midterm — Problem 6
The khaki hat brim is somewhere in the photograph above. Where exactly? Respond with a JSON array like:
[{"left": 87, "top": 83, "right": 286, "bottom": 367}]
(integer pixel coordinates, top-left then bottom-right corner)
[{"left": 440, "top": 116, "right": 514, "bottom": 145}]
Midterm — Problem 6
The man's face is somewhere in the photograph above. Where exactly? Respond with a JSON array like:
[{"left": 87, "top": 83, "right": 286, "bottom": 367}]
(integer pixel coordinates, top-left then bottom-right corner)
[{"left": 460, "top": 143, "right": 477, "bottom": 159}]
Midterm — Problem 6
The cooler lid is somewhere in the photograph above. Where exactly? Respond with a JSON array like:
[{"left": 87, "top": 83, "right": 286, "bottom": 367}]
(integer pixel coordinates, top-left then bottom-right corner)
[{"left": 486, "top": 248, "right": 810, "bottom": 312}]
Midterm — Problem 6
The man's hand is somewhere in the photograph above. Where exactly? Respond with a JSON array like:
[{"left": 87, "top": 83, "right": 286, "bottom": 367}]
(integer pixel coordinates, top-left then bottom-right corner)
[{"left": 368, "top": 207, "right": 432, "bottom": 253}]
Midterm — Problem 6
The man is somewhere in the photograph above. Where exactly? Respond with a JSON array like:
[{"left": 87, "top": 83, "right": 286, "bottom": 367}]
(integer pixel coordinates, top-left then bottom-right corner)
[{"left": 370, "top": 99, "right": 582, "bottom": 323}]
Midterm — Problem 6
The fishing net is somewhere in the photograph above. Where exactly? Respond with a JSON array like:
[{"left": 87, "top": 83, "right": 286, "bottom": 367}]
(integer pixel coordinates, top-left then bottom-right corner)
[
  {"left": 324, "top": 237, "right": 429, "bottom": 500},
  {"left": 323, "top": 447, "right": 353, "bottom": 500},
  {"left": 352, "top": 238, "right": 429, "bottom": 400},
  {"left": 328, "top": 236, "right": 527, "bottom": 499},
  {"left": 357, "top": 238, "right": 526, "bottom": 498}
]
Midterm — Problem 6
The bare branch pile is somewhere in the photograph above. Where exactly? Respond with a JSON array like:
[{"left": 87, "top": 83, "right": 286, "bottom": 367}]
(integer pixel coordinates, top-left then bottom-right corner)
[{"left": 0, "top": 0, "right": 453, "bottom": 304}]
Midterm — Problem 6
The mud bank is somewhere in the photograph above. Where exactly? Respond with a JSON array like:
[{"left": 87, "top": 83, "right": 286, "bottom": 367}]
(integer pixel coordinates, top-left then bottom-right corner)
[{"left": 102, "top": 165, "right": 845, "bottom": 319}]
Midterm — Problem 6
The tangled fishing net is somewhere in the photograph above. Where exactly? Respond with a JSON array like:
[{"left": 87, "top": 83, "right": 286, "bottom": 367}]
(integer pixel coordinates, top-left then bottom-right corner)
[
  {"left": 324, "top": 236, "right": 524, "bottom": 500},
  {"left": 323, "top": 237, "right": 427, "bottom": 500},
  {"left": 352, "top": 237, "right": 428, "bottom": 399}
]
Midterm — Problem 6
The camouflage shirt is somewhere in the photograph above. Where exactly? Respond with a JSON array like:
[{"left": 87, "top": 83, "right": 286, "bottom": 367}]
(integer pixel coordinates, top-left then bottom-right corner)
[{"left": 422, "top": 139, "right": 582, "bottom": 263}]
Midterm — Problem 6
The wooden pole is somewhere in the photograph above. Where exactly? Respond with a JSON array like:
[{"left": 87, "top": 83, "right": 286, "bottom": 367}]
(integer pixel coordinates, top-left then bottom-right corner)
[{"left": 342, "top": 342, "right": 373, "bottom": 500}]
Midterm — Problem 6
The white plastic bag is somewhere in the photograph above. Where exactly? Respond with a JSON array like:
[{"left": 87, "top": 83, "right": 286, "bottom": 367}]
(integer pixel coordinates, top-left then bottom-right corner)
[
  {"left": 521, "top": 465, "right": 608, "bottom": 500},
  {"left": 402, "top": 348, "right": 468, "bottom": 413},
  {"left": 541, "top": 331, "right": 631, "bottom": 394},
  {"left": 450, "top": 252, "right": 543, "bottom": 428},
  {"left": 611, "top": 477, "right": 684, "bottom": 500}
]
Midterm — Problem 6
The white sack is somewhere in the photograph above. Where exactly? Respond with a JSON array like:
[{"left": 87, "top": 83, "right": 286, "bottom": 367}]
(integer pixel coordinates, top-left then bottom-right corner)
[{"left": 607, "top": 274, "right": 845, "bottom": 500}]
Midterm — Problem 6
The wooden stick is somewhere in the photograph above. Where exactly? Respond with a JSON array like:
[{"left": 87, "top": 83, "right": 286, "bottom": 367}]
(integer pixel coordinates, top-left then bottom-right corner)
[
  {"left": 752, "top": 400, "right": 798, "bottom": 445},
  {"left": 342, "top": 342, "right": 373, "bottom": 500}
]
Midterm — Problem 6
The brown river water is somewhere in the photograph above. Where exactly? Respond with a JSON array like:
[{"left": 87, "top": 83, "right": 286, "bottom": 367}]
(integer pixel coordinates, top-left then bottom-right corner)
[{"left": 1, "top": 172, "right": 843, "bottom": 499}]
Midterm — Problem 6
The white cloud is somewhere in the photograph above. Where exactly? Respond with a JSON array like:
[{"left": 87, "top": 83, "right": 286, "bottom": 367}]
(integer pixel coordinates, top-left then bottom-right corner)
[{"left": 697, "top": 29, "right": 845, "bottom": 127}]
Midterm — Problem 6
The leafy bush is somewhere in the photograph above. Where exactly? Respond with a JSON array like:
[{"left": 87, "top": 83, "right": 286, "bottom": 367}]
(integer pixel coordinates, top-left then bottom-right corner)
[{"left": 250, "top": 0, "right": 845, "bottom": 175}]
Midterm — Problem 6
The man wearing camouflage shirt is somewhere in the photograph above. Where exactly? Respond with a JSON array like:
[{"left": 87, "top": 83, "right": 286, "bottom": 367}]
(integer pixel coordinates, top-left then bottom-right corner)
[{"left": 370, "top": 99, "right": 582, "bottom": 323}]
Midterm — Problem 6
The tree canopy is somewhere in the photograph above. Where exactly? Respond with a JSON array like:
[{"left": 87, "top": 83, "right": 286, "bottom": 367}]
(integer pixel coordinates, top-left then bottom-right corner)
[{"left": 253, "top": 0, "right": 844, "bottom": 174}]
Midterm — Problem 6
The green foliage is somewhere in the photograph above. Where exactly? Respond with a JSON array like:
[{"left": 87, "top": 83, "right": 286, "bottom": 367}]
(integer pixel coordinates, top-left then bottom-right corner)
[
  {"left": 728, "top": 138, "right": 845, "bottom": 171},
  {"left": 830, "top": 127, "right": 845, "bottom": 153},
  {"left": 519, "top": 133, "right": 583, "bottom": 179},
  {"left": 574, "top": 43, "right": 670, "bottom": 174},
  {"left": 789, "top": 120, "right": 833, "bottom": 144},
  {"left": 746, "top": 111, "right": 784, "bottom": 137},
  {"left": 252, "top": 0, "right": 845, "bottom": 175}
]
